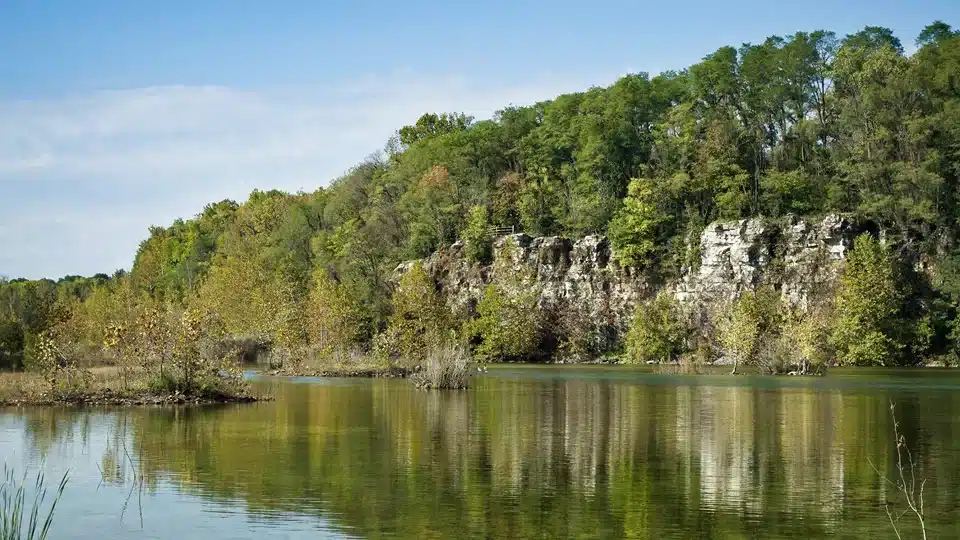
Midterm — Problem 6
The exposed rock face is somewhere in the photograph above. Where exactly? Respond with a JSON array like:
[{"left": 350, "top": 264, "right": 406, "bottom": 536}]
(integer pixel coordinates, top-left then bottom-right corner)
[
  {"left": 676, "top": 214, "right": 857, "bottom": 309},
  {"left": 397, "top": 233, "right": 650, "bottom": 330},
  {"left": 396, "top": 213, "right": 859, "bottom": 333}
]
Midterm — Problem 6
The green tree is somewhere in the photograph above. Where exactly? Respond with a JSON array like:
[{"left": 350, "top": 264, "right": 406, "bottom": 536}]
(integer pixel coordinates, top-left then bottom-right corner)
[
  {"left": 466, "top": 282, "right": 543, "bottom": 363},
  {"left": 842, "top": 25, "right": 903, "bottom": 54},
  {"left": 382, "top": 263, "right": 452, "bottom": 365},
  {"left": 916, "top": 21, "right": 957, "bottom": 47},
  {"left": 306, "top": 269, "right": 366, "bottom": 356},
  {"left": 623, "top": 292, "right": 688, "bottom": 364},
  {"left": 718, "top": 287, "right": 782, "bottom": 372},
  {"left": 0, "top": 316, "right": 24, "bottom": 369},
  {"left": 830, "top": 234, "right": 904, "bottom": 365},
  {"left": 609, "top": 178, "right": 664, "bottom": 267},
  {"left": 463, "top": 205, "right": 493, "bottom": 264},
  {"left": 398, "top": 112, "right": 473, "bottom": 147}
]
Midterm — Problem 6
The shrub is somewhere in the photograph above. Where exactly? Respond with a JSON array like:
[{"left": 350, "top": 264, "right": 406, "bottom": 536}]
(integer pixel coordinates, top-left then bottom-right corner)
[
  {"left": 554, "top": 303, "right": 619, "bottom": 362},
  {"left": 624, "top": 292, "right": 688, "bottom": 364},
  {"left": 410, "top": 342, "right": 473, "bottom": 390},
  {"left": 30, "top": 331, "right": 92, "bottom": 399},
  {"left": 102, "top": 304, "right": 246, "bottom": 396}
]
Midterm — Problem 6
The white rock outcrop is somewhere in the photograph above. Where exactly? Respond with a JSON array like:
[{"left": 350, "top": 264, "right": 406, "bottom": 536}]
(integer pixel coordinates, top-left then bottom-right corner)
[{"left": 395, "top": 214, "right": 858, "bottom": 338}]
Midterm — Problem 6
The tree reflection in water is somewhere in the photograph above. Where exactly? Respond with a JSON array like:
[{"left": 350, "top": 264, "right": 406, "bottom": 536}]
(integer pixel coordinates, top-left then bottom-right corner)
[{"left": 6, "top": 370, "right": 960, "bottom": 539}]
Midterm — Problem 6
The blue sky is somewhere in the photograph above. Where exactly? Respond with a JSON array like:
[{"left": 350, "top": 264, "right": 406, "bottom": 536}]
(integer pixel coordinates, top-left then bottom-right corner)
[{"left": 1, "top": 0, "right": 958, "bottom": 279}]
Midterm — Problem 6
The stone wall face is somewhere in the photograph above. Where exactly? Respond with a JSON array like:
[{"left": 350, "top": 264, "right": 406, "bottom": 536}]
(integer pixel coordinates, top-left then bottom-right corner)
[
  {"left": 396, "top": 233, "right": 650, "bottom": 331},
  {"left": 675, "top": 214, "right": 857, "bottom": 309},
  {"left": 395, "top": 214, "right": 859, "bottom": 333}
]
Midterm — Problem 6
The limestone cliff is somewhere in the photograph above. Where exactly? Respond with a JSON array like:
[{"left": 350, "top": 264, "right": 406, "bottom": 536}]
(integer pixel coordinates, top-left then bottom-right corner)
[
  {"left": 675, "top": 214, "right": 857, "bottom": 309},
  {"left": 396, "top": 214, "right": 859, "bottom": 333}
]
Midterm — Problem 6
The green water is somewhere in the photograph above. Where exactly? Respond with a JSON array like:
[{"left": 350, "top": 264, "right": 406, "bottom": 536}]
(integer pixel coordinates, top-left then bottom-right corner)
[{"left": 2, "top": 366, "right": 959, "bottom": 539}]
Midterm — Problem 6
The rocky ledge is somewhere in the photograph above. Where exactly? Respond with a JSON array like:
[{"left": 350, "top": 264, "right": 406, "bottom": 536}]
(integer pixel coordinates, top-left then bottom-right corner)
[{"left": 396, "top": 214, "right": 860, "bottom": 333}]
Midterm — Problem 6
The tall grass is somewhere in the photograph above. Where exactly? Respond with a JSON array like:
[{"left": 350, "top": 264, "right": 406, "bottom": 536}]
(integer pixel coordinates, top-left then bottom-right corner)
[
  {"left": 0, "top": 465, "right": 69, "bottom": 540},
  {"left": 411, "top": 343, "right": 472, "bottom": 390}
]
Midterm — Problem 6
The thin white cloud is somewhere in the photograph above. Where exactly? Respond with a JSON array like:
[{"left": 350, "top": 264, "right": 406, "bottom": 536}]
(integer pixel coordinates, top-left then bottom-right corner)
[{"left": 0, "top": 71, "right": 620, "bottom": 279}]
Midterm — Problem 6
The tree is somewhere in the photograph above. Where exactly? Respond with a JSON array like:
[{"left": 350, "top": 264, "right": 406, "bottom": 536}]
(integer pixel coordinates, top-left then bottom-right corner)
[
  {"left": 306, "top": 269, "right": 365, "bottom": 356},
  {"left": 830, "top": 234, "right": 904, "bottom": 366},
  {"left": 463, "top": 205, "right": 493, "bottom": 264},
  {"left": 382, "top": 263, "right": 452, "bottom": 364},
  {"left": 403, "top": 165, "right": 460, "bottom": 255},
  {"left": 843, "top": 26, "right": 903, "bottom": 54},
  {"left": 718, "top": 287, "right": 782, "bottom": 372},
  {"left": 398, "top": 112, "right": 473, "bottom": 147},
  {"left": 608, "top": 178, "right": 664, "bottom": 267},
  {"left": 916, "top": 21, "right": 956, "bottom": 47},
  {"left": 624, "top": 292, "right": 688, "bottom": 364},
  {"left": 466, "top": 281, "right": 543, "bottom": 363},
  {"left": 12, "top": 22, "right": 960, "bottom": 373},
  {"left": 492, "top": 172, "right": 523, "bottom": 228},
  {"left": 0, "top": 316, "right": 24, "bottom": 369}
]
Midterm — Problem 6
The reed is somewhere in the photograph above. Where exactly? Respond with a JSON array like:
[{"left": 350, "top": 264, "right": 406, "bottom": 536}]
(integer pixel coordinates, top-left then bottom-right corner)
[
  {"left": 0, "top": 465, "right": 69, "bottom": 540},
  {"left": 411, "top": 343, "right": 472, "bottom": 390}
]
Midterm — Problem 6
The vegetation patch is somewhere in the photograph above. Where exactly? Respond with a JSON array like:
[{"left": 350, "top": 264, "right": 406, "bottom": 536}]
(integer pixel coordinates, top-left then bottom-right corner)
[
  {"left": 409, "top": 343, "right": 472, "bottom": 390},
  {"left": 0, "top": 368, "right": 264, "bottom": 408}
]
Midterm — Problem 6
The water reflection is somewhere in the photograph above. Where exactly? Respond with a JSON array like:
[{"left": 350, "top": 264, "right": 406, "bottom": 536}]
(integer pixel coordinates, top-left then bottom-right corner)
[{"left": 2, "top": 368, "right": 959, "bottom": 539}]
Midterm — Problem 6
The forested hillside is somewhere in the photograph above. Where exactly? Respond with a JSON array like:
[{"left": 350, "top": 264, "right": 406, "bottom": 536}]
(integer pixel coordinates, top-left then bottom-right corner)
[{"left": 3, "top": 22, "right": 960, "bottom": 372}]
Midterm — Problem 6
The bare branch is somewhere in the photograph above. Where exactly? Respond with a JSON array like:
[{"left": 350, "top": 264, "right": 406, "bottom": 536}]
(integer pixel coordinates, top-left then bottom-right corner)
[
  {"left": 878, "top": 400, "right": 928, "bottom": 540},
  {"left": 884, "top": 504, "right": 903, "bottom": 540}
]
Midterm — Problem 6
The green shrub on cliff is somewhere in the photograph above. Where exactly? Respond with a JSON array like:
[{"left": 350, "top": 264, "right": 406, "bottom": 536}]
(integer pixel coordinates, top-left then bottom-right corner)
[{"left": 623, "top": 292, "right": 688, "bottom": 364}]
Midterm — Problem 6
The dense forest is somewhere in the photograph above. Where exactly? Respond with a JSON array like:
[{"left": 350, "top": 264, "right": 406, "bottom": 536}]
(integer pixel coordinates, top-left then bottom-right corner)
[{"left": 3, "top": 22, "right": 960, "bottom": 375}]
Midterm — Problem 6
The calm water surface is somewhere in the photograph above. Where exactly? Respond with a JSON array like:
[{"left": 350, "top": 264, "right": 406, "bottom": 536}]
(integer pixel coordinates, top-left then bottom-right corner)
[{"left": 2, "top": 366, "right": 959, "bottom": 539}]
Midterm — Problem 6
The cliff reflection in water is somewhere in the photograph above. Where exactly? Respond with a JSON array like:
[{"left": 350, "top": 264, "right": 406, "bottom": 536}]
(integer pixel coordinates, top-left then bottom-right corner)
[{"left": 12, "top": 370, "right": 960, "bottom": 539}]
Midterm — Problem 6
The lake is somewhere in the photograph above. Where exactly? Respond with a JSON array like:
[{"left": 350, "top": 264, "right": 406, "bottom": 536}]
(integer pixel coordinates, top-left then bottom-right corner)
[{"left": 1, "top": 365, "right": 959, "bottom": 539}]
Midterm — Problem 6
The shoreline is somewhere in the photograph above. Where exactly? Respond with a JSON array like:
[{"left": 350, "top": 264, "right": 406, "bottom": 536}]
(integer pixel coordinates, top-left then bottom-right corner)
[
  {"left": 0, "top": 367, "right": 271, "bottom": 408},
  {"left": 0, "top": 389, "right": 269, "bottom": 408},
  {"left": 261, "top": 360, "right": 957, "bottom": 380},
  {"left": 263, "top": 366, "right": 415, "bottom": 378}
]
